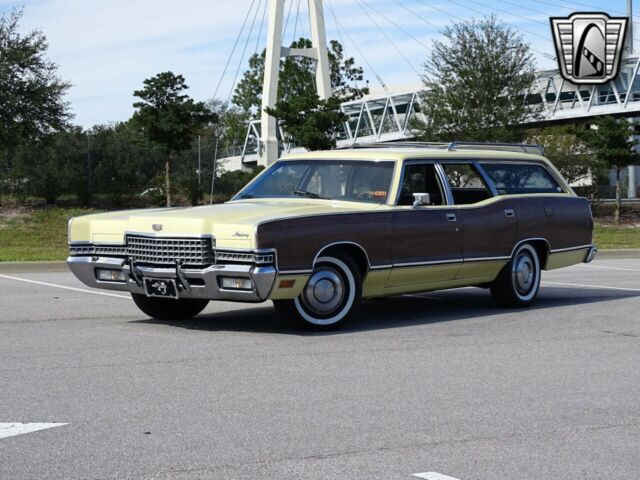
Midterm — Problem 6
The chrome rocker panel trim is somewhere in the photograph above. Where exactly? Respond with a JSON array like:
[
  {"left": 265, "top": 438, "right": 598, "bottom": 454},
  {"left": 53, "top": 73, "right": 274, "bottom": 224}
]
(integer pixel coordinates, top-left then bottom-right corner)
[{"left": 67, "top": 256, "right": 277, "bottom": 303}]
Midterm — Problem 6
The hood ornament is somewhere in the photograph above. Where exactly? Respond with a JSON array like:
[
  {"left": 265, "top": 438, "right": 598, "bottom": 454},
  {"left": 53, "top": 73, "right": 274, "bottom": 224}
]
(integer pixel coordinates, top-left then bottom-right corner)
[{"left": 152, "top": 224, "right": 163, "bottom": 232}]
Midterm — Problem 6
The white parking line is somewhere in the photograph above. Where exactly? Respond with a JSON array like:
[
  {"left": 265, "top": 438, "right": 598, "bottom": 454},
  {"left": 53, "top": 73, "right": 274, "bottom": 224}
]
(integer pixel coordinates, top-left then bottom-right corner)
[
  {"left": 575, "top": 264, "right": 640, "bottom": 273},
  {"left": 542, "top": 281, "right": 640, "bottom": 293},
  {"left": 0, "top": 423, "right": 68, "bottom": 439},
  {"left": 0, "top": 274, "right": 129, "bottom": 299},
  {"left": 412, "top": 473, "right": 461, "bottom": 480}
]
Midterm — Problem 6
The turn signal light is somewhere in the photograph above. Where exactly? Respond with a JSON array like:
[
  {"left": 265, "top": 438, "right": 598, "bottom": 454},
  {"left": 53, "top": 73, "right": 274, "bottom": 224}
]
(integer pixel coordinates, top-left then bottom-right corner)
[
  {"left": 219, "top": 277, "right": 252, "bottom": 290},
  {"left": 96, "top": 268, "right": 126, "bottom": 283},
  {"left": 278, "top": 279, "right": 296, "bottom": 289}
]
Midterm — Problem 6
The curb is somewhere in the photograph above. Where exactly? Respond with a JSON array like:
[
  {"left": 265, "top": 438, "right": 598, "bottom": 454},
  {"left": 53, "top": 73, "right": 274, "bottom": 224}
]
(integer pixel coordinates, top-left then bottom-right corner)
[
  {"left": 595, "top": 249, "right": 640, "bottom": 259},
  {"left": 0, "top": 250, "right": 639, "bottom": 273},
  {"left": 0, "top": 261, "right": 68, "bottom": 273}
]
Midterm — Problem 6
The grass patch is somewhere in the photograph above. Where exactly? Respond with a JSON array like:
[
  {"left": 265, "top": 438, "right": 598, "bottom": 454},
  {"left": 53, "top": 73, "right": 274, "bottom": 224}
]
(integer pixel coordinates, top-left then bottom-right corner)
[
  {"left": 593, "top": 224, "right": 640, "bottom": 250},
  {"left": 0, "top": 207, "right": 102, "bottom": 262}
]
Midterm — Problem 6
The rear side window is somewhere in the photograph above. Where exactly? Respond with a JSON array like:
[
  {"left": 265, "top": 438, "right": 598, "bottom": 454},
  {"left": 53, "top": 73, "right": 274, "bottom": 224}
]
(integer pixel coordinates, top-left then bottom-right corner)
[
  {"left": 442, "top": 163, "right": 492, "bottom": 205},
  {"left": 481, "top": 163, "right": 564, "bottom": 195}
]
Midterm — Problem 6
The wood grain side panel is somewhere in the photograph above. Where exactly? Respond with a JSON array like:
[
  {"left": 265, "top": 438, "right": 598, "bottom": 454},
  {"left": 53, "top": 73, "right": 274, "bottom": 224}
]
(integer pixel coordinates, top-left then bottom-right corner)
[
  {"left": 512, "top": 196, "right": 592, "bottom": 250},
  {"left": 257, "top": 212, "right": 392, "bottom": 272},
  {"left": 458, "top": 199, "right": 517, "bottom": 259}
]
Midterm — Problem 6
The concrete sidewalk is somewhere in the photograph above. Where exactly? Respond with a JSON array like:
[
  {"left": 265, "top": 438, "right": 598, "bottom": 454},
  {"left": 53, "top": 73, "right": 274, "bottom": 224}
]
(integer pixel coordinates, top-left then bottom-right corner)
[{"left": 1, "top": 249, "right": 638, "bottom": 273}]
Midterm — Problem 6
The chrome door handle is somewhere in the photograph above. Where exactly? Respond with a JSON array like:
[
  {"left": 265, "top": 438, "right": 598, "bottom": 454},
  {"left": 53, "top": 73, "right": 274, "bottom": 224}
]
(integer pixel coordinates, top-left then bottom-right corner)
[
  {"left": 446, "top": 213, "right": 457, "bottom": 222},
  {"left": 504, "top": 208, "right": 515, "bottom": 217}
]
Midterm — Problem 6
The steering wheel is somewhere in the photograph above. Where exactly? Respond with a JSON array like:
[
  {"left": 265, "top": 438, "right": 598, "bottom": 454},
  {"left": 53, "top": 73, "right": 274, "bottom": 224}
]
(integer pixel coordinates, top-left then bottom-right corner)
[{"left": 356, "top": 191, "right": 375, "bottom": 200}]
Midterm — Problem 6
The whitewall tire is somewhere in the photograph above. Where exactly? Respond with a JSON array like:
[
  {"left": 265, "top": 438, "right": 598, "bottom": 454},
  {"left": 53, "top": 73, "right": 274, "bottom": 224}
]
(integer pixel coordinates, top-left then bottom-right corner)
[
  {"left": 274, "top": 253, "right": 362, "bottom": 330},
  {"left": 490, "top": 243, "right": 541, "bottom": 308}
]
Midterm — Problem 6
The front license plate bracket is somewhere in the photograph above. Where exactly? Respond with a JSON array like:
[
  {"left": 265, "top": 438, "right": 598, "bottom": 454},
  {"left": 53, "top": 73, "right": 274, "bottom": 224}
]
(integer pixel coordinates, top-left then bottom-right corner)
[{"left": 143, "top": 278, "right": 179, "bottom": 299}]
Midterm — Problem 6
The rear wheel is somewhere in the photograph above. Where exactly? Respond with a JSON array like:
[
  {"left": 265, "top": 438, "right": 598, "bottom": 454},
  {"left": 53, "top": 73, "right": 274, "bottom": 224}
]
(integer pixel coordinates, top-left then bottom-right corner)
[
  {"left": 490, "top": 243, "right": 541, "bottom": 308},
  {"left": 274, "top": 253, "right": 362, "bottom": 331},
  {"left": 131, "top": 294, "right": 209, "bottom": 320}
]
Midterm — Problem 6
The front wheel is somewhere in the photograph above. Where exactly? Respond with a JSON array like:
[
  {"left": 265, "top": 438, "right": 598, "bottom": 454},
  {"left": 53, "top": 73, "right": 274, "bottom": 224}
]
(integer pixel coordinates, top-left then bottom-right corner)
[
  {"left": 274, "top": 253, "right": 362, "bottom": 331},
  {"left": 490, "top": 243, "right": 541, "bottom": 308},
  {"left": 132, "top": 294, "right": 209, "bottom": 320}
]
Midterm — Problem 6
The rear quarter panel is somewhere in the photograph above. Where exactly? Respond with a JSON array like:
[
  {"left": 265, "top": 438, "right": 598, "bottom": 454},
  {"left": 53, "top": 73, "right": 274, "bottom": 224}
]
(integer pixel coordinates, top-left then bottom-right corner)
[{"left": 513, "top": 195, "right": 593, "bottom": 250}]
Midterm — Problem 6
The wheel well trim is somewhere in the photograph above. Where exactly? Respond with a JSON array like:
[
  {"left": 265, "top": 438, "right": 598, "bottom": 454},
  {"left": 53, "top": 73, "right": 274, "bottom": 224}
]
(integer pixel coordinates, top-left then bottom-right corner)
[
  {"left": 510, "top": 237, "right": 550, "bottom": 267},
  {"left": 312, "top": 241, "right": 371, "bottom": 272}
]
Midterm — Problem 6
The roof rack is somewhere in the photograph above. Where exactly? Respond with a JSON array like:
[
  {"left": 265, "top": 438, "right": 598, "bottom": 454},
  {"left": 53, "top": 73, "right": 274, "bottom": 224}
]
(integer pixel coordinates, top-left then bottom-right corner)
[
  {"left": 347, "top": 141, "right": 545, "bottom": 155},
  {"left": 446, "top": 142, "right": 545, "bottom": 155},
  {"left": 348, "top": 142, "right": 450, "bottom": 150}
]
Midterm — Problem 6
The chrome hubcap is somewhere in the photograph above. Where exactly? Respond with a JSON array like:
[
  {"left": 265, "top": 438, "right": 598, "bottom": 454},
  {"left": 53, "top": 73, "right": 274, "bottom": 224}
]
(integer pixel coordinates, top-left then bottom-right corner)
[
  {"left": 300, "top": 267, "right": 345, "bottom": 315},
  {"left": 513, "top": 253, "right": 534, "bottom": 294}
]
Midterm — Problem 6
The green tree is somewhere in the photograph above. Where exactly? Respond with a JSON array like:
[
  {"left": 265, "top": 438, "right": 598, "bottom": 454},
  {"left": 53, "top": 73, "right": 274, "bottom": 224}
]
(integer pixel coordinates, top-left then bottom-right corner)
[
  {"left": 133, "top": 72, "right": 216, "bottom": 207},
  {"left": 89, "top": 122, "right": 159, "bottom": 206},
  {"left": 0, "top": 9, "right": 71, "bottom": 153},
  {"left": 12, "top": 128, "right": 85, "bottom": 204},
  {"left": 527, "top": 126, "right": 593, "bottom": 185},
  {"left": 265, "top": 94, "right": 346, "bottom": 151},
  {"left": 418, "top": 15, "right": 537, "bottom": 142},
  {"left": 579, "top": 116, "right": 639, "bottom": 224},
  {"left": 232, "top": 38, "right": 368, "bottom": 115}
]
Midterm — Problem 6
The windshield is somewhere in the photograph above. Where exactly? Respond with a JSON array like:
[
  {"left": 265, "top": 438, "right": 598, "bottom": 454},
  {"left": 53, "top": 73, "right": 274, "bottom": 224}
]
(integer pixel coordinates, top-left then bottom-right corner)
[{"left": 234, "top": 160, "right": 395, "bottom": 204}]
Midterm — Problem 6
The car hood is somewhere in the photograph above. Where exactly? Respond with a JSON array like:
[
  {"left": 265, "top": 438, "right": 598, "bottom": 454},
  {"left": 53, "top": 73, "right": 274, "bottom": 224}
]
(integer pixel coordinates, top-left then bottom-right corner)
[{"left": 69, "top": 199, "right": 386, "bottom": 249}]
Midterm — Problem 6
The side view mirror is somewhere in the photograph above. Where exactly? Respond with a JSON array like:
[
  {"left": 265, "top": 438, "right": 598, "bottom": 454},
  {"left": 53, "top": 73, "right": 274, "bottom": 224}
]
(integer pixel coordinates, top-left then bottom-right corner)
[{"left": 412, "top": 193, "right": 430, "bottom": 208}]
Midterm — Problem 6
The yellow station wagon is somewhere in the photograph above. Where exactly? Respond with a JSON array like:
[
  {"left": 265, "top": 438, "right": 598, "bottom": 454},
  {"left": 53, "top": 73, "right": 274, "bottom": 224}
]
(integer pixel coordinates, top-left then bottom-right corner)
[{"left": 68, "top": 142, "right": 596, "bottom": 330}]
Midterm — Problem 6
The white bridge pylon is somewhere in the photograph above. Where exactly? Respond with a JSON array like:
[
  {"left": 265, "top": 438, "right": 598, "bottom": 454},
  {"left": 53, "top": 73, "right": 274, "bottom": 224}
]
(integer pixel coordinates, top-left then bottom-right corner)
[{"left": 259, "top": 0, "right": 332, "bottom": 166}]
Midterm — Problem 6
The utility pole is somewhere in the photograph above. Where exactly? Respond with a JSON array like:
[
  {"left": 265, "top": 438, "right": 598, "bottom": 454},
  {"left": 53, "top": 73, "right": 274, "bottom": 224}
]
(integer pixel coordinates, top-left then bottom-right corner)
[
  {"left": 258, "top": 0, "right": 332, "bottom": 167},
  {"left": 86, "top": 132, "right": 92, "bottom": 200},
  {"left": 197, "top": 135, "right": 202, "bottom": 193},
  {"left": 628, "top": 0, "right": 638, "bottom": 198}
]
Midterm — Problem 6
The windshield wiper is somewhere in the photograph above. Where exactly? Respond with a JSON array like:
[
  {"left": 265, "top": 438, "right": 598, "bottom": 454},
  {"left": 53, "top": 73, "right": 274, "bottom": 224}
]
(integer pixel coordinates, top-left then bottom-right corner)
[
  {"left": 237, "top": 193, "right": 255, "bottom": 199},
  {"left": 293, "top": 190, "right": 331, "bottom": 200}
]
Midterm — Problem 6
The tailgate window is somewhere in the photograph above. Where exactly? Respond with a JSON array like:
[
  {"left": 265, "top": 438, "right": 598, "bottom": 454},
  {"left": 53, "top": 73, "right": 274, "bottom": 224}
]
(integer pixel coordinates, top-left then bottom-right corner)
[{"left": 481, "top": 163, "right": 564, "bottom": 195}]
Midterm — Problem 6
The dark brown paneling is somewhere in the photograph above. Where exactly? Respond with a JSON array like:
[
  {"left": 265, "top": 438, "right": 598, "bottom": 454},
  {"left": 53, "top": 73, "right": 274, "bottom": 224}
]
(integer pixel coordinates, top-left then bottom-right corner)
[
  {"left": 257, "top": 212, "right": 392, "bottom": 272},
  {"left": 513, "top": 196, "right": 593, "bottom": 250},
  {"left": 257, "top": 196, "right": 593, "bottom": 273},
  {"left": 458, "top": 199, "right": 518, "bottom": 259},
  {"left": 391, "top": 209, "right": 462, "bottom": 264}
]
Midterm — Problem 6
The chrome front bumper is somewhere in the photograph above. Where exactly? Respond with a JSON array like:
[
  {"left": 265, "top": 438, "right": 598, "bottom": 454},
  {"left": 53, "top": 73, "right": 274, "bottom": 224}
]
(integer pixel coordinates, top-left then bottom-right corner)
[{"left": 67, "top": 256, "right": 277, "bottom": 302}]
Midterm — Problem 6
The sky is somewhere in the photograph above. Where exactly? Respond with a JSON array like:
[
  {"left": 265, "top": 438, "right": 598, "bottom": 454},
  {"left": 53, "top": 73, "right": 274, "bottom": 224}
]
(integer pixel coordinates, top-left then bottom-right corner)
[{"left": 1, "top": 0, "right": 634, "bottom": 128}]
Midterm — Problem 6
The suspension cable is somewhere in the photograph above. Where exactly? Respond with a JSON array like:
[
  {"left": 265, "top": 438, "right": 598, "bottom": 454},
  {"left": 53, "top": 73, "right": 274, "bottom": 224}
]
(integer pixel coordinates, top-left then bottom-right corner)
[
  {"left": 354, "top": 0, "right": 422, "bottom": 76},
  {"left": 365, "top": 1, "right": 431, "bottom": 49},
  {"left": 254, "top": 0, "right": 269, "bottom": 55},
  {"left": 292, "top": 0, "right": 302, "bottom": 42},
  {"left": 391, "top": 0, "right": 442, "bottom": 34},
  {"left": 453, "top": 0, "right": 550, "bottom": 36},
  {"left": 413, "top": 0, "right": 465, "bottom": 22},
  {"left": 282, "top": 0, "right": 295, "bottom": 43},
  {"left": 325, "top": 0, "right": 388, "bottom": 90},
  {"left": 226, "top": 0, "right": 263, "bottom": 105},
  {"left": 213, "top": 0, "right": 258, "bottom": 100},
  {"left": 413, "top": 0, "right": 554, "bottom": 58}
]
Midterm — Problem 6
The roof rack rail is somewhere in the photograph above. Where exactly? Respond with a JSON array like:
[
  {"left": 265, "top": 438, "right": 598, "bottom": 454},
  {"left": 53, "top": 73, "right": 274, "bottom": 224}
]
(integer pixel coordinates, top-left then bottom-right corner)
[
  {"left": 347, "top": 142, "right": 450, "bottom": 150},
  {"left": 345, "top": 141, "right": 545, "bottom": 155},
  {"left": 446, "top": 142, "right": 545, "bottom": 155}
]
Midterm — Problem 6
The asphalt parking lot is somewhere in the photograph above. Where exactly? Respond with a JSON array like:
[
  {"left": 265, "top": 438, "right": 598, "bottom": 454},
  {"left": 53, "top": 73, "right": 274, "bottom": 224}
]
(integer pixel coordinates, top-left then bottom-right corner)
[{"left": 1, "top": 258, "right": 639, "bottom": 480}]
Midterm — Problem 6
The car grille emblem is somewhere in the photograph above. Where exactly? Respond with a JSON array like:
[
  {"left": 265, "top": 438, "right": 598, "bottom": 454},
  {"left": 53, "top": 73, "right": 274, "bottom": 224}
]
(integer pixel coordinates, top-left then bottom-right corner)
[
  {"left": 152, "top": 224, "right": 163, "bottom": 232},
  {"left": 550, "top": 12, "right": 628, "bottom": 85}
]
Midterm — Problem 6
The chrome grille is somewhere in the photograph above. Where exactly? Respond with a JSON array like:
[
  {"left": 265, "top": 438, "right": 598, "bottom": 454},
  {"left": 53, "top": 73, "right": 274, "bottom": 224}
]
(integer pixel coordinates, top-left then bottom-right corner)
[
  {"left": 216, "top": 250, "right": 276, "bottom": 265},
  {"left": 69, "top": 245, "right": 127, "bottom": 257},
  {"left": 126, "top": 235, "right": 214, "bottom": 266}
]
